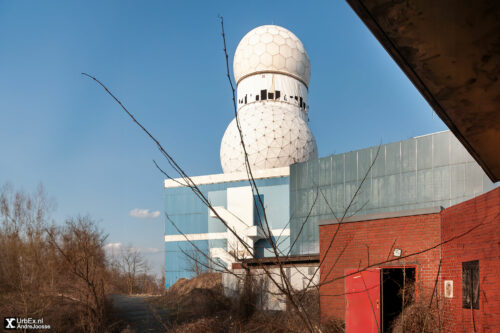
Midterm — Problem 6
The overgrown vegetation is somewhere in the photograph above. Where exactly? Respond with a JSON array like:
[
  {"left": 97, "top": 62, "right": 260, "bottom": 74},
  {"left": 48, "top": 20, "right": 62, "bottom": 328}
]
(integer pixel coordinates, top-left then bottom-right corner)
[
  {"left": 390, "top": 281, "right": 443, "bottom": 333},
  {"left": 391, "top": 299, "right": 442, "bottom": 333},
  {"left": 0, "top": 183, "right": 162, "bottom": 332},
  {"left": 151, "top": 272, "right": 344, "bottom": 333}
]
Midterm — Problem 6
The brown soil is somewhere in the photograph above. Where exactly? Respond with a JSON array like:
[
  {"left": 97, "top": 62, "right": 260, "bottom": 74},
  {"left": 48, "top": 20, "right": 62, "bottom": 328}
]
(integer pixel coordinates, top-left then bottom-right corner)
[{"left": 167, "top": 273, "right": 222, "bottom": 297}]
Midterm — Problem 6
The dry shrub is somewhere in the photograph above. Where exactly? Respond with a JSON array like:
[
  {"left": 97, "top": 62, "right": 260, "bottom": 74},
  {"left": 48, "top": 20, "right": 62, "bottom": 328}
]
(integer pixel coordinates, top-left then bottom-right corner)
[
  {"left": 169, "top": 308, "right": 344, "bottom": 333},
  {"left": 290, "top": 289, "right": 321, "bottom": 322},
  {"left": 391, "top": 300, "right": 440, "bottom": 333},
  {"left": 170, "top": 317, "right": 226, "bottom": 333},
  {"left": 157, "top": 272, "right": 344, "bottom": 333},
  {"left": 284, "top": 289, "right": 344, "bottom": 333},
  {"left": 173, "top": 287, "right": 231, "bottom": 321},
  {"left": 234, "top": 272, "right": 258, "bottom": 321},
  {"left": 321, "top": 317, "right": 345, "bottom": 333},
  {"left": 245, "top": 310, "right": 344, "bottom": 333}
]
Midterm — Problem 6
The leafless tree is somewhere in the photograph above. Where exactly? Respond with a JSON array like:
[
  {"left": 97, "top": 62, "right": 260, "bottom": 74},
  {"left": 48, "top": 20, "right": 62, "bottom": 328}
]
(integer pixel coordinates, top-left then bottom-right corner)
[
  {"left": 46, "top": 216, "right": 109, "bottom": 333},
  {"left": 0, "top": 184, "right": 118, "bottom": 332},
  {"left": 116, "top": 245, "right": 147, "bottom": 294},
  {"left": 0, "top": 183, "right": 56, "bottom": 321}
]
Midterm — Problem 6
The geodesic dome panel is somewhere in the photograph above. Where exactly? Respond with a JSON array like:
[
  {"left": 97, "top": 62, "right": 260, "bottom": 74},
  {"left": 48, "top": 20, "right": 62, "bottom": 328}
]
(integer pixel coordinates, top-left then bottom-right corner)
[
  {"left": 233, "top": 25, "right": 311, "bottom": 86},
  {"left": 220, "top": 104, "right": 318, "bottom": 173}
]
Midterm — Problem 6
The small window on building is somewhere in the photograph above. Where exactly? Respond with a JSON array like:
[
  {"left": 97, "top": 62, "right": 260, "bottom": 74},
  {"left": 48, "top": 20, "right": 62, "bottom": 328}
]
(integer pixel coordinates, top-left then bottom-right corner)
[
  {"left": 275, "top": 90, "right": 281, "bottom": 99},
  {"left": 261, "top": 89, "right": 267, "bottom": 100},
  {"left": 462, "top": 260, "right": 479, "bottom": 309},
  {"left": 300, "top": 97, "right": 303, "bottom": 108},
  {"left": 268, "top": 92, "right": 274, "bottom": 99},
  {"left": 256, "top": 95, "right": 259, "bottom": 101},
  {"left": 253, "top": 194, "right": 265, "bottom": 226},
  {"left": 244, "top": 95, "right": 247, "bottom": 104}
]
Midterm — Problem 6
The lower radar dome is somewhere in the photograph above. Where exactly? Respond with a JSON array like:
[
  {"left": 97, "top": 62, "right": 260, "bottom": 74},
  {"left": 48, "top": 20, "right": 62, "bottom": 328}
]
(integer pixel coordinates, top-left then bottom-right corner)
[{"left": 220, "top": 104, "right": 318, "bottom": 173}]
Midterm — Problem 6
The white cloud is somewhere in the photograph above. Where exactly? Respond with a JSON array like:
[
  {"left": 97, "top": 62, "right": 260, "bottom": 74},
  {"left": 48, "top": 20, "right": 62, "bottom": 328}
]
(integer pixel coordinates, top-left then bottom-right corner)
[
  {"left": 104, "top": 242, "right": 159, "bottom": 255},
  {"left": 129, "top": 208, "right": 161, "bottom": 219},
  {"left": 104, "top": 242, "right": 122, "bottom": 250},
  {"left": 140, "top": 247, "right": 161, "bottom": 254},
  {"left": 104, "top": 242, "right": 122, "bottom": 255}
]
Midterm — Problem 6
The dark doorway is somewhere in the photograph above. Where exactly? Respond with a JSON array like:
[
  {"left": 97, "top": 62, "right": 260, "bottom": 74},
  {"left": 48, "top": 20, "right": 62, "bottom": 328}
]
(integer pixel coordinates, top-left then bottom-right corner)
[{"left": 381, "top": 267, "right": 416, "bottom": 332}]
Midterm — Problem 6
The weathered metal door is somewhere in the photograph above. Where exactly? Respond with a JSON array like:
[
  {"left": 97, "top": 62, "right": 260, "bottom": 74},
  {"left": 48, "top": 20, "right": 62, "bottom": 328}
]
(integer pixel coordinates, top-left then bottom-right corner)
[{"left": 345, "top": 268, "right": 380, "bottom": 333}]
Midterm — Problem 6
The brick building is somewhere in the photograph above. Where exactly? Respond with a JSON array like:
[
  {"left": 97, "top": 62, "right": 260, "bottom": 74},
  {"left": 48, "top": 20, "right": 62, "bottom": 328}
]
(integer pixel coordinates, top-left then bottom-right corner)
[
  {"left": 328, "top": 2, "right": 500, "bottom": 331},
  {"left": 319, "top": 187, "right": 499, "bottom": 332},
  {"left": 440, "top": 187, "right": 500, "bottom": 332}
]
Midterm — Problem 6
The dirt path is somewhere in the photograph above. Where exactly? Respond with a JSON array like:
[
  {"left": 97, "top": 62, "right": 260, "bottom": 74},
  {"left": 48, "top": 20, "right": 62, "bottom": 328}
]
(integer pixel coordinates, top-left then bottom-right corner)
[{"left": 110, "top": 294, "right": 169, "bottom": 333}]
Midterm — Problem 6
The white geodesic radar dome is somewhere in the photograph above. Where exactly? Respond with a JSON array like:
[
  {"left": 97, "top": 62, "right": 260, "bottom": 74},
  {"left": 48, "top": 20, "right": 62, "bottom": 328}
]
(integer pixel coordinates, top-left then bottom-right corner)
[
  {"left": 233, "top": 25, "right": 311, "bottom": 86},
  {"left": 220, "top": 104, "right": 318, "bottom": 173}
]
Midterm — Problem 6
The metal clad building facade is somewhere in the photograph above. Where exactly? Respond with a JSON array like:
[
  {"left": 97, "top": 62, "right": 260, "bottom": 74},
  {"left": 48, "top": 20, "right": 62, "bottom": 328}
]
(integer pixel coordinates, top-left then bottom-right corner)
[{"left": 289, "top": 131, "right": 496, "bottom": 255}]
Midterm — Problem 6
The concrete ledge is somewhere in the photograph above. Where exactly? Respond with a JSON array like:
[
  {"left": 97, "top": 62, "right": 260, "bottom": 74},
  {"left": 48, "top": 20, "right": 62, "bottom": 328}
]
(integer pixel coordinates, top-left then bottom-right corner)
[
  {"left": 319, "top": 206, "right": 443, "bottom": 226},
  {"left": 164, "top": 166, "right": 290, "bottom": 188}
]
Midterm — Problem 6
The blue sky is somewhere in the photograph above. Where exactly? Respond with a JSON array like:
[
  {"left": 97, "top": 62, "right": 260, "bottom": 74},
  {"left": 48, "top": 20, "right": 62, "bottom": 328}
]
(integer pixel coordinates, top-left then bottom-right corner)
[{"left": 0, "top": 1, "right": 446, "bottom": 275}]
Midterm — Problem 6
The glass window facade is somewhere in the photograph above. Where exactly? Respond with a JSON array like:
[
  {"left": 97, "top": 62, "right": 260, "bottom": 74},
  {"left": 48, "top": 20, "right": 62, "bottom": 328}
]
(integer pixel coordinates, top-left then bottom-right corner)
[{"left": 164, "top": 176, "right": 290, "bottom": 288}]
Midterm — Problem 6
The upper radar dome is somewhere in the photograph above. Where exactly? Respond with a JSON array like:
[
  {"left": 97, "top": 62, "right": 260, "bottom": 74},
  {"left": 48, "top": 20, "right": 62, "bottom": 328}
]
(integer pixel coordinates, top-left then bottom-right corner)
[{"left": 233, "top": 25, "right": 310, "bottom": 87}]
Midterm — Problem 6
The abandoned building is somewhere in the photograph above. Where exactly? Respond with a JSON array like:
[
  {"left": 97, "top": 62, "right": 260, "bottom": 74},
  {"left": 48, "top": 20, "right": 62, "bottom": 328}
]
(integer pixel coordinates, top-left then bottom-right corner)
[
  {"left": 164, "top": 4, "right": 499, "bottom": 331},
  {"left": 319, "top": 187, "right": 499, "bottom": 332}
]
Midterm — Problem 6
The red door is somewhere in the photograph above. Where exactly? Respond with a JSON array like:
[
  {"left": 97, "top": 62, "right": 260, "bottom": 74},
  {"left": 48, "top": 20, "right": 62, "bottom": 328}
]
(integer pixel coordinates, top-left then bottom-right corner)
[{"left": 345, "top": 268, "right": 380, "bottom": 333}]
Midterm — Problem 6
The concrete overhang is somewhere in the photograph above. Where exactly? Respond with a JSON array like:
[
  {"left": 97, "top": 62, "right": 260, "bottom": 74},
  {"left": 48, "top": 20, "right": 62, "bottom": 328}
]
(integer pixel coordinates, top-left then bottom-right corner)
[{"left": 347, "top": 0, "right": 500, "bottom": 182}]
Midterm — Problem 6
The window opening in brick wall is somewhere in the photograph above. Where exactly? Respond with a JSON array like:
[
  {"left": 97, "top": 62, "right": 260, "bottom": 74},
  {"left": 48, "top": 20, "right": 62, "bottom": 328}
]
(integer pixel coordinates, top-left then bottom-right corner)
[{"left": 462, "top": 260, "right": 479, "bottom": 309}]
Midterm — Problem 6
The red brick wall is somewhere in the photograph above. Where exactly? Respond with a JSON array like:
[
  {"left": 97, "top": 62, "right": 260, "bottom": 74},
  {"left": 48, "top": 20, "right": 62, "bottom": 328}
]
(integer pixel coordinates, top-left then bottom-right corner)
[
  {"left": 440, "top": 187, "right": 500, "bottom": 333},
  {"left": 319, "top": 213, "right": 442, "bottom": 320}
]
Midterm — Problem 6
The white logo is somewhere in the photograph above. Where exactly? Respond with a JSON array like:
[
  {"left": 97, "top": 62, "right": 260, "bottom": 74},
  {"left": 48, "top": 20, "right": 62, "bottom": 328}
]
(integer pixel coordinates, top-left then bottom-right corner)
[{"left": 5, "top": 318, "right": 16, "bottom": 329}]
